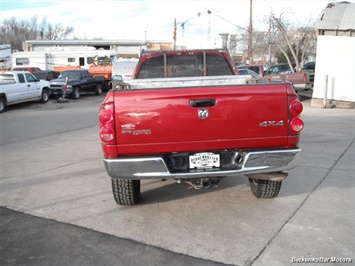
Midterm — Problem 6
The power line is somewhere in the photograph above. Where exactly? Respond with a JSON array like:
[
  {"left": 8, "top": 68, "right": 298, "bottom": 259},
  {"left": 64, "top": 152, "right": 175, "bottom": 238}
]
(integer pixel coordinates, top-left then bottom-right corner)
[{"left": 192, "top": 0, "right": 248, "bottom": 32}]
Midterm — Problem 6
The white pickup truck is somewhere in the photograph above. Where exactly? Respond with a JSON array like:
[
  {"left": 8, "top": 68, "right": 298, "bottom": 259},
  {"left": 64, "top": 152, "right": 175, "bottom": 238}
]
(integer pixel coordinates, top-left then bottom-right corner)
[{"left": 0, "top": 71, "right": 50, "bottom": 113}]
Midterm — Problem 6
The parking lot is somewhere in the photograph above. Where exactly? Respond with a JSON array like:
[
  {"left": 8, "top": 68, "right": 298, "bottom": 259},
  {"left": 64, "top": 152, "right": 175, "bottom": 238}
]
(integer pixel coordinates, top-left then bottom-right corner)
[{"left": 0, "top": 92, "right": 354, "bottom": 265}]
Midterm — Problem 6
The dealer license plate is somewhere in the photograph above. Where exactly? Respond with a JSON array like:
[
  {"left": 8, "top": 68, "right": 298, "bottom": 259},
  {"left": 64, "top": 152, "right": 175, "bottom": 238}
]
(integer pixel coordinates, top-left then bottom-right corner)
[{"left": 189, "top": 152, "right": 220, "bottom": 169}]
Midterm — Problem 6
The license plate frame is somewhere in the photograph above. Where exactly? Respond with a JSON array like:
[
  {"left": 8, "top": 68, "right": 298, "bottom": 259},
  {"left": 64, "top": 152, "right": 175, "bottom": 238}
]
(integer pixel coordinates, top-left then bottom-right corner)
[{"left": 189, "top": 152, "right": 220, "bottom": 169}]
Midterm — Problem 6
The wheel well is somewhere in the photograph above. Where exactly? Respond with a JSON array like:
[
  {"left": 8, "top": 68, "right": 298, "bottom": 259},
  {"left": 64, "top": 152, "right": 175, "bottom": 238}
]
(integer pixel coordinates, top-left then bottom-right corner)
[{"left": 0, "top": 93, "right": 7, "bottom": 103}]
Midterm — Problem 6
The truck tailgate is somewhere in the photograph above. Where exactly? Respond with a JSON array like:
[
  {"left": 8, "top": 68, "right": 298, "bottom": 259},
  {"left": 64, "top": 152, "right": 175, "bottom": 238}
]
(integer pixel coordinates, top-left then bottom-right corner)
[{"left": 113, "top": 84, "right": 289, "bottom": 155}]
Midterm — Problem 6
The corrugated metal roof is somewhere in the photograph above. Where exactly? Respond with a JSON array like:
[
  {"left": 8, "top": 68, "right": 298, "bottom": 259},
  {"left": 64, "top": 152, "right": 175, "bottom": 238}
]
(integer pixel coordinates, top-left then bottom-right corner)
[{"left": 315, "top": 2, "right": 355, "bottom": 30}]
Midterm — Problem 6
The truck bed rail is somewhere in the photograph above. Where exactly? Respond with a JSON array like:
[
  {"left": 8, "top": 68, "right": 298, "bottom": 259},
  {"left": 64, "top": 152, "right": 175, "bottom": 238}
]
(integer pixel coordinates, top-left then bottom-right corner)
[{"left": 120, "top": 75, "right": 251, "bottom": 90}]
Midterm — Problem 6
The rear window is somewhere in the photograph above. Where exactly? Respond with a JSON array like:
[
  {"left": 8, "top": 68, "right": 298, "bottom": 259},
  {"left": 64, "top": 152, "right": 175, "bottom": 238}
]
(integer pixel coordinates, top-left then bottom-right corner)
[
  {"left": 205, "top": 55, "right": 234, "bottom": 76},
  {"left": 137, "top": 53, "right": 234, "bottom": 79},
  {"left": 15, "top": 58, "right": 29, "bottom": 65},
  {"left": 17, "top": 74, "right": 25, "bottom": 83}
]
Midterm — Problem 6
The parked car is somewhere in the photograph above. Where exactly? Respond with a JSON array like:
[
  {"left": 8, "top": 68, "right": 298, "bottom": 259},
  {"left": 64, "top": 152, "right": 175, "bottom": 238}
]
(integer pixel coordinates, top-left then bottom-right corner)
[
  {"left": 49, "top": 69, "right": 105, "bottom": 99},
  {"left": 238, "top": 68, "right": 261, "bottom": 78},
  {"left": 12, "top": 67, "right": 42, "bottom": 73},
  {"left": 32, "top": 70, "right": 60, "bottom": 81},
  {"left": 0, "top": 71, "right": 50, "bottom": 113},
  {"left": 264, "top": 63, "right": 311, "bottom": 91},
  {"left": 303, "top": 62, "right": 315, "bottom": 71},
  {"left": 303, "top": 62, "right": 316, "bottom": 85},
  {"left": 265, "top": 63, "right": 295, "bottom": 74},
  {"left": 239, "top": 64, "right": 267, "bottom": 76}
]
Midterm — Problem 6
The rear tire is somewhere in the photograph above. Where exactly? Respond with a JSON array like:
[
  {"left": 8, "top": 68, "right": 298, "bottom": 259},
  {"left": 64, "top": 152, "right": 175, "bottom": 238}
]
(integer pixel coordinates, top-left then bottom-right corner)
[
  {"left": 249, "top": 178, "right": 282, "bottom": 198},
  {"left": 95, "top": 84, "right": 103, "bottom": 95},
  {"left": 111, "top": 179, "right": 140, "bottom": 205},
  {"left": 0, "top": 97, "right": 6, "bottom": 113},
  {"left": 71, "top": 87, "right": 80, "bottom": 99}
]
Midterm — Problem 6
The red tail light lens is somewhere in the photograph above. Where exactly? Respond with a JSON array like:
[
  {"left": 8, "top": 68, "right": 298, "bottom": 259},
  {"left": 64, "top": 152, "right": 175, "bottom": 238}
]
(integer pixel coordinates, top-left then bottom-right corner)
[
  {"left": 100, "top": 127, "right": 115, "bottom": 142},
  {"left": 290, "top": 117, "right": 304, "bottom": 134},
  {"left": 290, "top": 100, "right": 303, "bottom": 115},
  {"left": 99, "top": 103, "right": 116, "bottom": 145},
  {"left": 99, "top": 106, "right": 113, "bottom": 125},
  {"left": 288, "top": 96, "right": 304, "bottom": 135}
]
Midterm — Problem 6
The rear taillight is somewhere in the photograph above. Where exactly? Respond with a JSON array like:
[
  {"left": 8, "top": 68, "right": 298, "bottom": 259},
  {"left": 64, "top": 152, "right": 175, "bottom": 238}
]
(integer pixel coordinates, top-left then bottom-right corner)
[
  {"left": 290, "top": 100, "right": 303, "bottom": 115},
  {"left": 290, "top": 118, "right": 304, "bottom": 133},
  {"left": 289, "top": 97, "right": 304, "bottom": 135},
  {"left": 303, "top": 73, "right": 307, "bottom": 83},
  {"left": 99, "top": 103, "right": 116, "bottom": 144}
]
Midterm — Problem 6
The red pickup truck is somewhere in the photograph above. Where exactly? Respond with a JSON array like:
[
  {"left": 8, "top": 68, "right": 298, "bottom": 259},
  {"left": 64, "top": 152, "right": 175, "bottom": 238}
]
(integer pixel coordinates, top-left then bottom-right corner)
[
  {"left": 99, "top": 49, "right": 304, "bottom": 205},
  {"left": 263, "top": 63, "right": 311, "bottom": 91}
]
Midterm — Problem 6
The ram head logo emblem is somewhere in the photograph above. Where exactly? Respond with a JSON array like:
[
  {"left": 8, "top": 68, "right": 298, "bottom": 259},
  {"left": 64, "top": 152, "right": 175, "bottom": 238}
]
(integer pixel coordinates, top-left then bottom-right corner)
[{"left": 198, "top": 109, "right": 209, "bottom": 120}]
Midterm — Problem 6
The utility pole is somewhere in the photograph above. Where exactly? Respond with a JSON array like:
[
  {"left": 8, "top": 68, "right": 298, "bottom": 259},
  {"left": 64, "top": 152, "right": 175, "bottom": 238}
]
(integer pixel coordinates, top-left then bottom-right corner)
[
  {"left": 268, "top": 16, "right": 272, "bottom": 65},
  {"left": 173, "top": 18, "right": 177, "bottom": 50},
  {"left": 248, "top": 0, "right": 253, "bottom": 64},
  {"left": 207, "top": 10, "right": 212, "bottom": 42}
]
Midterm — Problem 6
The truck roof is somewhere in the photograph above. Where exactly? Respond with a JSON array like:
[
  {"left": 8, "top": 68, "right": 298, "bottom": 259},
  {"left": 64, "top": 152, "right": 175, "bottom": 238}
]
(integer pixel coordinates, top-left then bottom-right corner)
[
  {"left": 140, "top": 49, "right": 230, "bottom": 57},
  {"left": 61, "top": 69, "right": 88, "bottom": 72}
]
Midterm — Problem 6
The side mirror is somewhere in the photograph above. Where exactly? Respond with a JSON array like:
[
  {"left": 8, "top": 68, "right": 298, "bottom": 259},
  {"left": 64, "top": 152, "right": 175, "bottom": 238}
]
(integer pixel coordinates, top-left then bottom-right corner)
[
  {"left": 111, "top": 75, "right": 130, "bottom": 90},
  {"left": 112, "top": 75, "right": 123, "bottom": 83}
]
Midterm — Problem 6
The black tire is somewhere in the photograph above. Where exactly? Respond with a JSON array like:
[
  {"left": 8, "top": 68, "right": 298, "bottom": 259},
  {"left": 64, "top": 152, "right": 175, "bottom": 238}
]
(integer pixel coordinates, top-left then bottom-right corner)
[
  {"left": 0, "top": 97, "right": 6, "bottom": 113},
  {"left": 71, "top": 87, "right": 80, "bottom": 99},
  {"left": 40, "top": 89, "right": 50, "bottom": 103},
  {"left": 94, "top": 84, "right": 103, "bottom": 95},
  {"left": 249, "top": 178, "right": 282, "bottom": 198},
  {"left": 111, "top": 179, "right": 140, "bottom": 205}
]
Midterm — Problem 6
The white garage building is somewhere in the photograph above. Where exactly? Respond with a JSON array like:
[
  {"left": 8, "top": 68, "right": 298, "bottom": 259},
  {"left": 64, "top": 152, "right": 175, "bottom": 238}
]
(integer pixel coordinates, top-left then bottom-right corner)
[{"left": 311, "top": 2, "right": 355, "bottom": 108}]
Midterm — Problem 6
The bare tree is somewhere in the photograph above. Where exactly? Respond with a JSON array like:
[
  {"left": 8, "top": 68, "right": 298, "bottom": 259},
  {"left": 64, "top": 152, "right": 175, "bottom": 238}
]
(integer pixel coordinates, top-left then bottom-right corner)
[
  {"left": 228, "top": 27, "right": 279, "bottom": 65},
  {"left": 269, "top": 12, "right": 316, "bottom": 72},
  {"left": 44, "top": 23, "right": 74, "bottom": 40},
  {"left": 0, "top": 16, "right": 74, "bottom": 51},
  {"left": 227, "top": 12, "right": 316, "bottom": 67},
  {"left": 0, "top": 17, "right": 22, "bottom": 49},
  {"left": 250, "top": 30, "right": 279, "bottom": 64}
]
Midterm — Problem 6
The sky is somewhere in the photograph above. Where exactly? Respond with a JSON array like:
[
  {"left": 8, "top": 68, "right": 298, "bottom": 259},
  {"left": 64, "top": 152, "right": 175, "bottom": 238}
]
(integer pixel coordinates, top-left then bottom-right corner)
[{"left": 0, "top": 0, "right": 349, "bottom": 48}]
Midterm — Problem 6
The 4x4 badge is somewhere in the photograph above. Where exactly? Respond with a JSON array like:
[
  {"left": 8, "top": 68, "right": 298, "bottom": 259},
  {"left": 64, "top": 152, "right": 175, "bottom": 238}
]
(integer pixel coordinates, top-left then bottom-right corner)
[
  {"left": 198, "top": 109, "right": 209, "bottom": 120},
  {"left": 259, "top": 120, "right": 284, "bottom": 127}
]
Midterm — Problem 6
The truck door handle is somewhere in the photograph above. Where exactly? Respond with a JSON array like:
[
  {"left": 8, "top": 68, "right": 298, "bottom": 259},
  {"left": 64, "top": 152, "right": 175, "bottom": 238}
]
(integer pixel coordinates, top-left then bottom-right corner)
[{"left": 189, "top": 99, "right": 216, "bottom": 107}]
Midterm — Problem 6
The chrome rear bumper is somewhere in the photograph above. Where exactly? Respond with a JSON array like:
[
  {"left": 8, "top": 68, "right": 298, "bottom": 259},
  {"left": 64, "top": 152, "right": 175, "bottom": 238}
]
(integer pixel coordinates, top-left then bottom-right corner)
[{"left": 104, "top": 149, "right": 301, "bottom": 180}]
